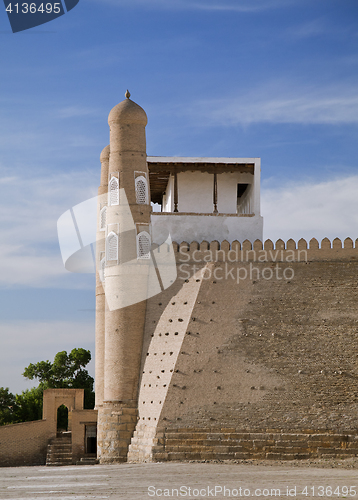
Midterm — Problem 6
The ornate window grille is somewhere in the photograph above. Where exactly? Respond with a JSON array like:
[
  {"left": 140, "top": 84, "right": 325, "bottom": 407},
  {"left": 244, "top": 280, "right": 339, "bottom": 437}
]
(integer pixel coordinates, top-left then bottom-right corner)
[
  {"left": 109, "top": 177, "right": 119, "bottom": 206},
  {"left": 106, "top": 231, "right": 118, "bottom": 261},
  {"left": 137, "top": 231, "right": 151, "bottom": 259},
  {"left": 135, "top": 176, "right": 148, "bottom": 205},
  {"left": 99, "top": 257, "right": 106, "bottom": 282},
  {"left": 99, "top": 206, "right": 107, "bottom": 231}
]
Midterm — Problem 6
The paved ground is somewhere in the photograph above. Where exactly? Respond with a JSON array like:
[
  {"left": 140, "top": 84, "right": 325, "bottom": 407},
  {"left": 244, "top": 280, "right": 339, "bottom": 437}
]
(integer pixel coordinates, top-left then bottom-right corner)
[{"left": 0, "top": 461, "right": 358, "bottom": 500}]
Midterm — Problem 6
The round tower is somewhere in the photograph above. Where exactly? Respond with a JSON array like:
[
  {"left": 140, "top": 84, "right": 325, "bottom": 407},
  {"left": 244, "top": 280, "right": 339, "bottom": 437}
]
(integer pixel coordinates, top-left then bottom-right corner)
[
  {"left": 97, "top": 92, "right": 151, "bottom": 463},
  {"left": 94, "top": 144, "right": 109, "bottom": 410}
]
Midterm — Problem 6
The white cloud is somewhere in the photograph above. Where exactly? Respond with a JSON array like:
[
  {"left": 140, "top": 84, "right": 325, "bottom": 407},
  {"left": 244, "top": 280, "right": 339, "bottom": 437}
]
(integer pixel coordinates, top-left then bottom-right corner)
[
  {"left": 0, "top": 320, "right": 95, "bottom": 394},
  {"left": 188, "top": 82, "right": 358, "bottom": 125},
  {"left": 262, "top": 174, "right": 358, "bottom": 243},
  {"left": 0, "top": 168, "right": 98, "bottom": 288}
]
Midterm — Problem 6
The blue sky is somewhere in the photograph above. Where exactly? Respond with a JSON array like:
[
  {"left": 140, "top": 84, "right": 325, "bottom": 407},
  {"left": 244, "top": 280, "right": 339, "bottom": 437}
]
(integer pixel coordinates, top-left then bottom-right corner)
[{"left": 0, "top": 0, "right": 358, "bottom": 393}]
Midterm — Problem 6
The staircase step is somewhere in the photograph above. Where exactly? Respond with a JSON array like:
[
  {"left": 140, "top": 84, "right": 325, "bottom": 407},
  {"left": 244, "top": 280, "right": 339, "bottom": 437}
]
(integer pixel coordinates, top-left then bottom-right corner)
[
  {"left": 76, "top": 457, "right": 99, "bottom": 465},
  {"left": 46, "top": 435, "right": 73, "bottom": 466}
]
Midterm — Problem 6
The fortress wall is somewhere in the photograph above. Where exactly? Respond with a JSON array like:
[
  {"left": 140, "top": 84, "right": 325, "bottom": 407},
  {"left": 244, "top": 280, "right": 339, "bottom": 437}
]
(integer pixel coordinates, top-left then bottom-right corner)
[
  {"left": 157, "top": 260, "right": 358, "bottom": 431},
  {"left": 0, "top": 419, "right": 53, "bottom": 467},
  {"left": 129, "top": 237, "right": 358, "bottom": 461}
]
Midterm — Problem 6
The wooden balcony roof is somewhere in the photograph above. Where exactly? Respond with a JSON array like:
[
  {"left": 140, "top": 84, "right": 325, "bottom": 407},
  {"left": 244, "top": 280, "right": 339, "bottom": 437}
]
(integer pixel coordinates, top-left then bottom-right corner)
[{"left": 147, "top": 157, "right": 255, "bottom": 204}]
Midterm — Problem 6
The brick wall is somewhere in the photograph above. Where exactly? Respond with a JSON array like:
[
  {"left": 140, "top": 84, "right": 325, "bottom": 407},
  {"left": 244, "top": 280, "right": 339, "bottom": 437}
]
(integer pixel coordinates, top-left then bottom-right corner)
[
  {"left": 150, "top": 428, "right": 358, "bottom": 461},
  {"left": 129, "top": 237, "right": 358, "bottom": 461},
  {"left": 0, "top": 420, "right": 54, "bottom": 467}
]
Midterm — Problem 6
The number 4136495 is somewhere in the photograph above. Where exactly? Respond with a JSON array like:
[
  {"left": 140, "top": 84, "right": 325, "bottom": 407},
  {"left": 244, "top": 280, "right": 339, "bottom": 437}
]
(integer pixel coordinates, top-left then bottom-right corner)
[
  {"left": 6, "top": 3, "right": 61, "bottom": 14},
  {"left": 301, "top": 486, "right": 357, "bottom": 496}
]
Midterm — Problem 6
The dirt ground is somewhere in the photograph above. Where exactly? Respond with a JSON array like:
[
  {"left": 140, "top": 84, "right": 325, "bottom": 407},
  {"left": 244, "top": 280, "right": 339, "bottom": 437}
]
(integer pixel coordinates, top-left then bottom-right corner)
[
  {"left": 1, "top": 460, "right": 358, "bottom": 500},
  {"left": 200, "top": 457, "right": 358, "bottom": 469}
]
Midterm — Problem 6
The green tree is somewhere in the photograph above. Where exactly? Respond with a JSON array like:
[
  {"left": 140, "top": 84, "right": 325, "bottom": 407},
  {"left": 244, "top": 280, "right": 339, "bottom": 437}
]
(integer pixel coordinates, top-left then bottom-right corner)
[
  {"left": 0, "top": 348, "right": 95, "bottom": 426},
  {"left": 14, "top": 387, "right": 44, "bottom": 423},
  {"left": 0, "top": 387, "right": 16, "bottom": 425},
  {"left": 23, "top": 348, "right": 95, "bottom": 409}
]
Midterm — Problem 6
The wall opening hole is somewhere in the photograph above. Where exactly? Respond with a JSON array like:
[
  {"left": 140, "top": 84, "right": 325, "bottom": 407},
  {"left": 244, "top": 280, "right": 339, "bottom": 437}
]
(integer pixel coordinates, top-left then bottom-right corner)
[
  {"left": 56, "top": 405, "right": 68, "bottom": 432},
  {"left": 85, "top": 425, "right": 97, "bottom": 454}
]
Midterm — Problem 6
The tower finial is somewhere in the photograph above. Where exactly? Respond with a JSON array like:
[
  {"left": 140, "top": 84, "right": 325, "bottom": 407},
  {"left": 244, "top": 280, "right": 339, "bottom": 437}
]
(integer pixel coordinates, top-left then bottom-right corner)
[{"left": 125, "top": 89, "right": 131, "bottom": 99}]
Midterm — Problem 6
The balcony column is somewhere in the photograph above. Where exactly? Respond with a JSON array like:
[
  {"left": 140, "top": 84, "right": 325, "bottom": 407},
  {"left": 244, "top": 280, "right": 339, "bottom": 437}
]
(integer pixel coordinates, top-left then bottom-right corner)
[
  {"left": 173, "top": 171, "right": 179, "bottom": 212},
  {"left": 213, "top": 172, "right": 218, "bottom": 214}
]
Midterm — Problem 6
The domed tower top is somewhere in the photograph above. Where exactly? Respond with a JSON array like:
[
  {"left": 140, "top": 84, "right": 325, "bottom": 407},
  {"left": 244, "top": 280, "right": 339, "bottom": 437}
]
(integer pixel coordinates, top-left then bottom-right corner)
[
  {"left": 100, "top": 144, "right": 110, "bottom": 162},
  {"left": 108, "top": 90, "right": 147, "bottom": 126}
]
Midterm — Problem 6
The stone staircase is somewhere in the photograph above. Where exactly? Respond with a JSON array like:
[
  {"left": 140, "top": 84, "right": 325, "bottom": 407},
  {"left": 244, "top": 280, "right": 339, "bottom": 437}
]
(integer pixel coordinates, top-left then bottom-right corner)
[
  {"left": 46, "top": 432, "right": 72, "bottom": 466},
  {"left": 76, "top": 455, "right": 99, "bottom": 465},
  {"left": 128, "top": 425, "right": 159, "bottom": 462},
  {"left": 130, "top": 427, "right": 358, "bottom": 462},
  {"left": 156, "top": 429, "right": 358, "bottom": 461}
]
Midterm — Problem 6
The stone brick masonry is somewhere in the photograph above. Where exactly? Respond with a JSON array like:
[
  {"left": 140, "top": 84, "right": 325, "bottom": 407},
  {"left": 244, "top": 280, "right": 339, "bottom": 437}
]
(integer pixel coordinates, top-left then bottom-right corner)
[
  {"left": 147, "top": 428, "right": 358, "bottom": 462},
  {"left": 128, "top": 237, "right": 358, "bottom": 462}
]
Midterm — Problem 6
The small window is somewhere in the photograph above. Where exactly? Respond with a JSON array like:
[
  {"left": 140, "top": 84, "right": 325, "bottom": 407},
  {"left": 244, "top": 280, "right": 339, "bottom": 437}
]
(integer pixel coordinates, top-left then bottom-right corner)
[
  {"left": 109, "top": 177, "right": 119, "bottom": 206},
  {"left": 137, "top": 231, "right": 151, "bottom": 259},
  {"left": 106, "top": 231, "right": 118, "bottom": 261},
  {"left": 135, "top": 176, "right": 148, "bottom": 205},
  {"left": 99, "top": 206, "right": 107, "bottom": 231}
]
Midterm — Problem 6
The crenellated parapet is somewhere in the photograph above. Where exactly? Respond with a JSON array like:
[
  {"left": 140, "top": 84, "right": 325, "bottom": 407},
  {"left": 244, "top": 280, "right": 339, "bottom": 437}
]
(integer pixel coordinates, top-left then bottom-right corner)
[{"left": 169, "top": 237, "right": 358, "bottom": 262}]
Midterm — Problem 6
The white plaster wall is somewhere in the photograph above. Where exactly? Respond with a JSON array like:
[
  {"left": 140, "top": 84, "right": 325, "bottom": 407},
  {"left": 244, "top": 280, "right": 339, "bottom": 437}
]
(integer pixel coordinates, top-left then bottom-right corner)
[
  {"left": 163, "top": 176, "right": 173, "bottom": 212},
  {"left": 217, "top": 172, "right": 254, "bottom": 214},
  {"left": 177, "top": 172, "right": 213, "bottom": 213},
  {"left": 161, "top": 170, "right": 258, "bottom": 215},
  {"left": 151, "top": 214, "right": 263, "bottom": 245}
]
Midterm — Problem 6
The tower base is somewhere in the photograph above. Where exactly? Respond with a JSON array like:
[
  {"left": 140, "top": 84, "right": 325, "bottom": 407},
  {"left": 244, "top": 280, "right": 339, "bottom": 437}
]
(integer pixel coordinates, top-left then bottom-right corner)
[{"left": 97, "top": 401, "right": 138, "bottom": 464}]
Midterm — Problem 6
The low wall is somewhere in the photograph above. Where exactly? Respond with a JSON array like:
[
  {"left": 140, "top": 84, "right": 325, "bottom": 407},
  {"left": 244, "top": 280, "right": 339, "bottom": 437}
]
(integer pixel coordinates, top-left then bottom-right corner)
[
  {"left": 151, "top": 214, "right": 263, "bottom": 246},
  {"left": 150, "top": 428, "right": 358, "bottom": 461},
  {"left": 0, "top": 419, "right": 54, "bottom": 467},
  {"left": 71, "top": 409, "right": 98, "bottom": 463}
]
